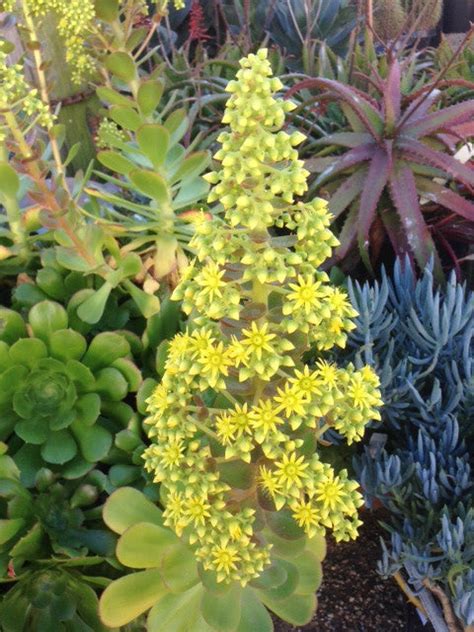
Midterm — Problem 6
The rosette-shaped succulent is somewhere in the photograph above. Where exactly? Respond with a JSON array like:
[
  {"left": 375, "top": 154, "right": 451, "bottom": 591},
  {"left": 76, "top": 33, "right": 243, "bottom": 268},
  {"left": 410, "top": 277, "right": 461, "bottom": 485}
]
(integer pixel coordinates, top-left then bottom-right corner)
[{"left": 0, "top": 301, "right": 141, "bottom": 477}]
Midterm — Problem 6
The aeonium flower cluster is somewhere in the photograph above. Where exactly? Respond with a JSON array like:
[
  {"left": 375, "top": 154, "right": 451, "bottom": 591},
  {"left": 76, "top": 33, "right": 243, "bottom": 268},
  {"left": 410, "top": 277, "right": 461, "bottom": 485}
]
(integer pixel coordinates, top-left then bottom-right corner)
[{"left": 144, "top": 49, "right": 383, "bottom": 587}]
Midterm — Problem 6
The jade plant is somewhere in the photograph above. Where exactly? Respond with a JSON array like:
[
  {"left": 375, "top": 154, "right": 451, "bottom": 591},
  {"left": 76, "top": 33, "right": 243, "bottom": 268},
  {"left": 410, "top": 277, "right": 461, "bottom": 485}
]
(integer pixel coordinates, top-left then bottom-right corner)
[
  {"left": 100, "top": 49, "right": 383, "bottom": 631},
  {"left": 0, "top": 301, "right": 142, "bottom": 479}
]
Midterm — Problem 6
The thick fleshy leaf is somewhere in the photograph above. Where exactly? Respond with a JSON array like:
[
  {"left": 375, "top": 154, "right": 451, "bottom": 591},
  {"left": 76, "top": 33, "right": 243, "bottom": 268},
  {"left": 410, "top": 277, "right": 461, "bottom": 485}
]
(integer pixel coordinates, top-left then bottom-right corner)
[
  {"left": 328, "top": 168, "right": 367, "bottom": 219},
  {"left": 9, "top": 338, "right": 47, "bottom": 368},
  {"left": 201, "top": 583, "right": 242, "bottom": 632},
  {"left": 236, "top": 589, "right": 273, "bottom": 632},
  {"left": 103, "top": 487, "right": 163, "bottom": 534},
  {"left": 403, "top": 100, "right": 474, "bottom": 138},
  {"left": 288, "top": 78, "right": 383, "bottom": 138},
  {"left": 172, "top": 178, "right": 209, "bottom": 210},
  {"left": 109, "top": 105, "right": 141, "bottom": 132},
  {"left": 15, "top": 419, "right": 49, "bottom": 445},
  {"left": 0, "top": 518, "right": 24, "bottom": 545},
  {"left": 313, "top": 132, "right": 373, "bottom": 148},
  {"left": 41, "top": 430, "right": 77, "bottom": 464},
  {"left": 116, "top": 522, "right": 179, "bottom": 568},
  {"left": 99, "top": 569, "right": 166, "bottom": 627},
  {"left": 0, "top": 162, "right": 20, "bottom": 198},
  {"left": 76, "top": 282, "right": 113, "bottom": 324},
  {"left": 130, "top": 169, "right": 170, "bottom": 205},
  {"left": 111, "top": 358, "right": 142, "bottom": 391},
  {"left": 49, "top": 329, "right": 87, "bottom": 362},
  {"left": 416, "top": 177, "right": 474, "bottom": 221},
  {"left": 313, "top": 144, "right": 374, "bottom": 189},
  {"left": 399, "top": 138, "right": 474, "bottom": 190},
  {"left": 258, "top": 559, "right": 299, "bottom": 601},
  {"left": 260, "top": 591, "right": 316, "bottom": 626},
  {"left": 71, "top": 422, "right": 112, "bottom": 463},
  {"left": 383, "top": 60, "right": 401, "bottom": 131},
  {"left": 170, "top": 151, "right": 210, "bottom": 184},
  {"left": 266, "top": 510, "right": 305, "bottom": 540},
  {"left": 82, "top": 332, "right": 130, "bottom": 371},
  {"left": 137, "top": 80, "right": 164, "bottom": 117},
  {"left": 380, "top": 207, "right": 412, "bottom": 259},
  {"left": 147, "top": 585, "right": 209, "bottom": 632},
  {"left": 136, "top": 124, "right": 169, "bottom": 169},
  {"left": 0, "top": 308, "right": 27, "bottom": 344},
  {"left": 160, "top": 541, "right": 200, "bottom": 592},
  {"left": 388, "top": 162, "right": 439, "bottom": 271},
  {"left": 164, "top": 109, "right": 189, "bottom": 146},
  {"left": 293, "top": 552, "right": 323, "bottom": 594},
  {"left": 97, "top": 150, "right": 135, "bottom": 175},
  {"left": 357, "top": 147, "right": 391, "bottom": 269},
  {"left": 95, "top": 367, "right": 129, "bottom": 400},
  {"left": 105, "top": 51, "right": 137, "bottom": 83},
  {"left": 29, "top": 301, "right": 68, "bottom": 342}
]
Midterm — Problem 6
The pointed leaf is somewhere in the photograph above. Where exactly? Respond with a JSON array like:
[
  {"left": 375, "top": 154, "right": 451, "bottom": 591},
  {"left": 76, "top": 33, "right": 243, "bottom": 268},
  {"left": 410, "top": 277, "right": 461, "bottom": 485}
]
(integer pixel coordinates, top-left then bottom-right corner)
[
  {"left": 313, "top": 144, "right": 374, "bottom": 189},
  {"left": 384, "top": 60, "right": 401, "bottom": 131},
  {"left": 417, "top": 177, "right": 474, "bottom": 221},
  {"left": 357, "top": 148, "right": 391, "bottom": 269},
  {"left": 328, "top": 168, "right": 366, "bottom": 219},
  {"left": 388, "top": 162, "right": 439, "bottom": 271},
  {"left": 404, "top": 101, "right": 474, "bottom": 138}
]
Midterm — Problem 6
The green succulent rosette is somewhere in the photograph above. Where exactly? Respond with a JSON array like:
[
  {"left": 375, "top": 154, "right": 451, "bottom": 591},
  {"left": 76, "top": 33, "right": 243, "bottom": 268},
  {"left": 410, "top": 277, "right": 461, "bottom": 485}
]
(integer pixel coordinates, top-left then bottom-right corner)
[{"left": 0, "top": 301, "right": 142, "bottom": 478}]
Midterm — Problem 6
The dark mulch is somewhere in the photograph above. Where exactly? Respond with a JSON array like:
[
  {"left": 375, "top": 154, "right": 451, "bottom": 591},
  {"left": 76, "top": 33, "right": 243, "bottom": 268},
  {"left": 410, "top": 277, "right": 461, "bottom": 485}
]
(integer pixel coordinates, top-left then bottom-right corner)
[{"left": 274, "top": 509, "right": 434, "bottom": 632}]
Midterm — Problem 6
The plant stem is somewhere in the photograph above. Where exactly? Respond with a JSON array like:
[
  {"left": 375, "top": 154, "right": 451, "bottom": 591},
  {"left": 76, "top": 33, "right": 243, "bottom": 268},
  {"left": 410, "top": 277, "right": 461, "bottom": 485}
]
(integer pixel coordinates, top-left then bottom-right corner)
[{"left": 21, "top": 0, "right": 68, "bottom": 188}]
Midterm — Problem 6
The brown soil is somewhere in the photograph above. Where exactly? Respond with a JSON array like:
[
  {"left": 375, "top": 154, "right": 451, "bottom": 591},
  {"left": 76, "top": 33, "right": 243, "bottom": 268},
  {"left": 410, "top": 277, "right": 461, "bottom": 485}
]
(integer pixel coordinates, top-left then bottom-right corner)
[{"left": 274, "top": 510, "right": 433, "bottom": 632}]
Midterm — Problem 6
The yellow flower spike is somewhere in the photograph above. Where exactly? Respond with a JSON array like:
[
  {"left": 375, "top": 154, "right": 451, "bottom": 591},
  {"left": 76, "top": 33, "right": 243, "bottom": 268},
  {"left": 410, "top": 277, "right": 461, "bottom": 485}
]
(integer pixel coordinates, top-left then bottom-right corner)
[{"left": 145, "top": 48, "right": 383, "bottom": 587}]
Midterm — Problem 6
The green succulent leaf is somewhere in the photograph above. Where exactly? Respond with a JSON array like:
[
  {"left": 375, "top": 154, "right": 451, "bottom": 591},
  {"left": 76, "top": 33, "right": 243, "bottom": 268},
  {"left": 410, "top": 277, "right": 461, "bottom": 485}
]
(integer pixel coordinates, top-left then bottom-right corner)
[
  {"left": 9, "top": 338, "right": 47, "bottom": 368},
  {"left": 82, "top": 332, "right": 130, "bottom": 371},
  {"left": 40, "top": 430, "right": 77, "bottom": 464},
  {"left": 29, "top": 301, "right": 68, "bottom": 342},
  {"left": 137, "top": 80, "right": 164, "bottom": 117},
  {"left": 0, "top": 308, "right": 27, "bottom": 344},
  {"left": 236, "top": 588, "right": 273, "bottom": 632},
  {"left": 293, "top": 552, "right": 323, "bottom": 595},
  {"left": 48, "top": 329, "right": 87, "bottom": 362},
  {"left": 99, "top": 569, "right": 167, "bottom": 628},
  {"left": 116, "top": 522, "right": 180, "bottom": 569},
  {"left": 0, "top": 518, "right": 25, "bottom": 545},
  {"left": 76, "top": 282, "right": 113, "bottom": 325},
  {"left": 75, "top": 393, "right": 101, "bottom": 426},
  {"left": 130, "top": 169, "right": 170, "bottom": 205},
  {"left": 260, "top": 591, "right": 316, "bottom": 626},
  {"left": 103, "top": 487, "right": 163, "bottom": 534},
  {"left": 0, "top": 162, "right": 20, "bottom": 198},
  {"left": 147, "top": 585, "right": 213, "bottom": 632},
  {"left": 109, "top": 105, "right": 142, "bottom": 131},
  {"left": 105, "top": 51, "right": 137, "bottom": 83},
  {"left": 137, "top": 124, "right": 170, "bottom": 169},
  {"left": 97, "top": 150, "right": 135, "bottom": 175},
  {"left": 201, "top": 583, "right": 242, "bottom": 632},
  {"left": 71, "top": 422, "right": 112, "bottom": 463}
]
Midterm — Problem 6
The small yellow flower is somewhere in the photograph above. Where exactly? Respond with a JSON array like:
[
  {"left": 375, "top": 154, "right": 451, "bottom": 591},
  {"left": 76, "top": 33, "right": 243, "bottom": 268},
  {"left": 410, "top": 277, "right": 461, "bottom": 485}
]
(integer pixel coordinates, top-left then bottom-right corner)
[
  {"left": 249, "top": 400, "right": 284, "bottom": 440},
  {"left": 315, "top": 360, "right": 339, "bottom": 389},
  {"left": 274, "top": 383, "right": 308, "bottom": 416},
  {"left": 240, "top": 322, "right": 276, "bottom": 360},
  {"left": 198, "top": 342, "right": 233, "bottom": 388},
  {"left": 289, "top": 366, "right": 321, "bottom": 398},
  {"left": 195, "top": 262, "right": 227, "bottom": 301},
  {"left": 185, "top": 495, "right": 212, "bottom": 527},
  {"left": 287, "top": 275, "right": 325, "bottom": 313},
  {"left": 258, "top": 465, "right": 282, "bottom": 498},
  {"left": 314, "top": 475, "right": 346, "bottom": 512},
  {"left": 291, "top": 498, "right": 320, "bottom": 533},
  {"left": 274, "top": 452, "right": 309, "bottom": 490},
  {"left": 211, "top": 541, "right": 240, "bottom": 578}
]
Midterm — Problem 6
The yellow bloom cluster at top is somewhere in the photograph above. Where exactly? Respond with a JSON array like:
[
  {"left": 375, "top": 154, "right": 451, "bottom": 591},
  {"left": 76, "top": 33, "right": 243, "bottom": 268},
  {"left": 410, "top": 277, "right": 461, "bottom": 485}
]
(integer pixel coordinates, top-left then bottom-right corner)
[
  {"left": 0, "top": 49, "right": 55, "bottom": 143},
  {"left": 144, "top": 49, "right": 383, "bottom": 587}
]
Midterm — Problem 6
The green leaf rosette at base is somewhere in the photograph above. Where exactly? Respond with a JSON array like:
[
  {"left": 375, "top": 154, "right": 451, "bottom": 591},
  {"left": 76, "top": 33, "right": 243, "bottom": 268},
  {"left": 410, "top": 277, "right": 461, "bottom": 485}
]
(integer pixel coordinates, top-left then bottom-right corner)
[
  {"left": 0, "top": 301, "right": 142, "bottom": 482},
  {"left": 0, "top": 566, "right": 108, "bottom": 632},
  {"left": 100, "top": 487, "right": 326, "bottom": 631}
]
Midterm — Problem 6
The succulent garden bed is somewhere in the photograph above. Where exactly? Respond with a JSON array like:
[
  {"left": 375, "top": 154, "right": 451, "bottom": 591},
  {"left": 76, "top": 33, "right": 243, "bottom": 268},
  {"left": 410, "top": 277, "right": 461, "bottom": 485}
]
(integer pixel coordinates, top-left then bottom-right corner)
[{"left": 0, "top": 1, "right": 473, "bottom": 632}]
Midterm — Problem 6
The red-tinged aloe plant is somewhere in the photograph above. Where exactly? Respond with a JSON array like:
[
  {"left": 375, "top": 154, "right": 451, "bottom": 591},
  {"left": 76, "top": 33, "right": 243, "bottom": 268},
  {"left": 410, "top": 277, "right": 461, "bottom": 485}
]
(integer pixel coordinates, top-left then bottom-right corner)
[{"left": 289, "top": 59, "right": 474, "bottom": 276}]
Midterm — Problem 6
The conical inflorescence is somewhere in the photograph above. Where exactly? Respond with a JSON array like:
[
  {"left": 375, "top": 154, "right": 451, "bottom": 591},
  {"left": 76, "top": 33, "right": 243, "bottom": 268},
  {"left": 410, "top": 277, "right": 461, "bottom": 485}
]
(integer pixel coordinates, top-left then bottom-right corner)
[{"left": 144, "top": 49, "right": 383, "bottom": 587}]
